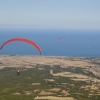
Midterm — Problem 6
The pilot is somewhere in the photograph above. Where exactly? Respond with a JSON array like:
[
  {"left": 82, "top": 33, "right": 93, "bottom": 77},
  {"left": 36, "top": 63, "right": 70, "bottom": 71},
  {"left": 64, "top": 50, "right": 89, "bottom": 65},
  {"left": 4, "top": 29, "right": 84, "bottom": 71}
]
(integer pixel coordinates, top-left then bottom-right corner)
[{"left": 17, "top": 70, "right": 20, "bottom": 76}]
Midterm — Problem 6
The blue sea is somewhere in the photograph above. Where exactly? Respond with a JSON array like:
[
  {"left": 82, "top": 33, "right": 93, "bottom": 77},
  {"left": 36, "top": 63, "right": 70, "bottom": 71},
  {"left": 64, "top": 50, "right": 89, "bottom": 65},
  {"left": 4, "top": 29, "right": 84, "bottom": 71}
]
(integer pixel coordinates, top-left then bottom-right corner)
[{"left": 0, "top": 29, "right": 100, "bottom": 57}]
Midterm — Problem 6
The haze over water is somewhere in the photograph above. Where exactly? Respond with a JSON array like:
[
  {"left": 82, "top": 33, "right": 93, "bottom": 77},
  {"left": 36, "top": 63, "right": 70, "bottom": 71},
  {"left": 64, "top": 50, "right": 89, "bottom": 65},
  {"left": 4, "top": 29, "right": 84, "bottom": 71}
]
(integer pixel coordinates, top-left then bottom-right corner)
[{"left": 0, "top": 29, "right": 100, "bottom": 57}]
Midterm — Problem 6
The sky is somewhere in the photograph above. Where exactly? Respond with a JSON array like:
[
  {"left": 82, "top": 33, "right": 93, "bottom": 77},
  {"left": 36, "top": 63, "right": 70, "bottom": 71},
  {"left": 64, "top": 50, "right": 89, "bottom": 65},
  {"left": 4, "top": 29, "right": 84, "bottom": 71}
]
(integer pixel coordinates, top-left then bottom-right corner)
[{"left": 0, "top": 0, "right": 100, "bottom": 30}]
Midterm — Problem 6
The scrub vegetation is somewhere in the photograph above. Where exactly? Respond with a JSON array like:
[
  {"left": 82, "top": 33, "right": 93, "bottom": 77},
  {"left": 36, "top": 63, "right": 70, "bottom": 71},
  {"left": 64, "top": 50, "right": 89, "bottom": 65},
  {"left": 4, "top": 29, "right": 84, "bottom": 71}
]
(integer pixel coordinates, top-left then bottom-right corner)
[{"left": 0, "top": 65, "right": 100, "bottom": 100}]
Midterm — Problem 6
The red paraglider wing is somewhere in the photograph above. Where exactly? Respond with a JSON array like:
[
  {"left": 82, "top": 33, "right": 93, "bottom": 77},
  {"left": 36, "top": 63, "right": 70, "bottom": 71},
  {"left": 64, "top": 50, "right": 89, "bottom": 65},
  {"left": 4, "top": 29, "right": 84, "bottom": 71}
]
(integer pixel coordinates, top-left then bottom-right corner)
[
  {"left": 0, "top": 38, "right": 42, "bottom": 55},
  {"left": 59, "top": 37, "right": 65, "bottom": 40}
]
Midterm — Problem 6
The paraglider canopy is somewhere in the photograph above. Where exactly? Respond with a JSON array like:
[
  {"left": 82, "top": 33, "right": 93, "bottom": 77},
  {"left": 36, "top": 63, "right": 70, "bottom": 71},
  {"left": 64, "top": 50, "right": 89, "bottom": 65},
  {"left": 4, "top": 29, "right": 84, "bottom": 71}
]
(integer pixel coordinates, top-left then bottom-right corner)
[
  {"left": 59, "top": 36, "right": 65, "bottom": 40},
  {"left": 0, "top": 38, "right": 42, "bottom": 55},
  {"left": 59, "top": 36, "right": 65, "bottom": 43}
]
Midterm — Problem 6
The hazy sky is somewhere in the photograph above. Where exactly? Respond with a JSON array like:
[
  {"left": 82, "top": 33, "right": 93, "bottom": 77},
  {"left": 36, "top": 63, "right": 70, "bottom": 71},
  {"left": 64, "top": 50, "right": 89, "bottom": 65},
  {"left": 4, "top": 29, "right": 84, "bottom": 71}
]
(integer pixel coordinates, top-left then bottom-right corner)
[{"left": 0, "top": 0, "right": 100, "bottom": 30}]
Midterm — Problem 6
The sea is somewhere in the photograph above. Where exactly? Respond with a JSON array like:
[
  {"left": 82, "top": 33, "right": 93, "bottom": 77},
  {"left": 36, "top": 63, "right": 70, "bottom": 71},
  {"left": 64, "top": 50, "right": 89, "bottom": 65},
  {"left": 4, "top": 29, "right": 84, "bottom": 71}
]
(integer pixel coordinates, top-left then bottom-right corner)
[{"left": 0, "top": 29, "right": 100, "bottom": 57}]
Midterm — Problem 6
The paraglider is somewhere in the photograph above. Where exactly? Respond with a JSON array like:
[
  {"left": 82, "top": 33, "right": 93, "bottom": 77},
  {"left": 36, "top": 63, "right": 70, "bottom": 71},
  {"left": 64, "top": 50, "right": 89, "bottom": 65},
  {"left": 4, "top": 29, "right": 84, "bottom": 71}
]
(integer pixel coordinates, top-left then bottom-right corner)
[
  {"left": 59, "top": 36, "right": 65, "bottom": 40},
  {"left": 59, "top": 36, "right": 65, "bottom": 43},
  {"left": 0, "top": 38, "right": 42, "bottom": 55},
  {"left": 17, "top": 70, "right": 20, "bottom": 76}
]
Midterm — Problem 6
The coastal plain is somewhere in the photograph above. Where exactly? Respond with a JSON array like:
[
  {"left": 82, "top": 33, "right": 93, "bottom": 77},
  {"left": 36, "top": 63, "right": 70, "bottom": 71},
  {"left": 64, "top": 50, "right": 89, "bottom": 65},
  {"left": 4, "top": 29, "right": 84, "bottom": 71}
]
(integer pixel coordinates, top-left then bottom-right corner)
[
  {"left": 0, "top": 55, "right": 100, "bottom": 100},
  {"left": 0, "top": 55, "right": 98, "bottom": 68}
]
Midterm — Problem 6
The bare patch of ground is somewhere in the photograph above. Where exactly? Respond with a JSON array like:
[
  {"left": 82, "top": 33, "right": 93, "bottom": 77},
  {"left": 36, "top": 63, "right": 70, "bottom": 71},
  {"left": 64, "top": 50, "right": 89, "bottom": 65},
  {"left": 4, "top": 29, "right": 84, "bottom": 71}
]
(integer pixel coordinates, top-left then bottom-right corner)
[
  {"left": 32, "top": 83, "right": 41, "bottom": 85},
  {"left": 34, "top": 96, "right": 76, "bottom": 100},
  {"left": 12, "top": 92, "right": 21, "bottom": 95},
  {"left": 81, "top": 84, "right": 100, "bottom": 95},
  {"left": 34, "top": 89, "right": 40, "bottom": 93},
  {"left": 47, "top": 88, "right": 61, "bottom": 92},
  {"left": 51, "top": 70, "right": 100, "bottom": 83},
  {"left": 39, "top": 90, "right": 56, "bottom": 96},
  {"left": 23, "top": 90, "right": 32, "bottom": 95},
  {"left": 61, "top": 90, "right": 70, "bottom": 96}
]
